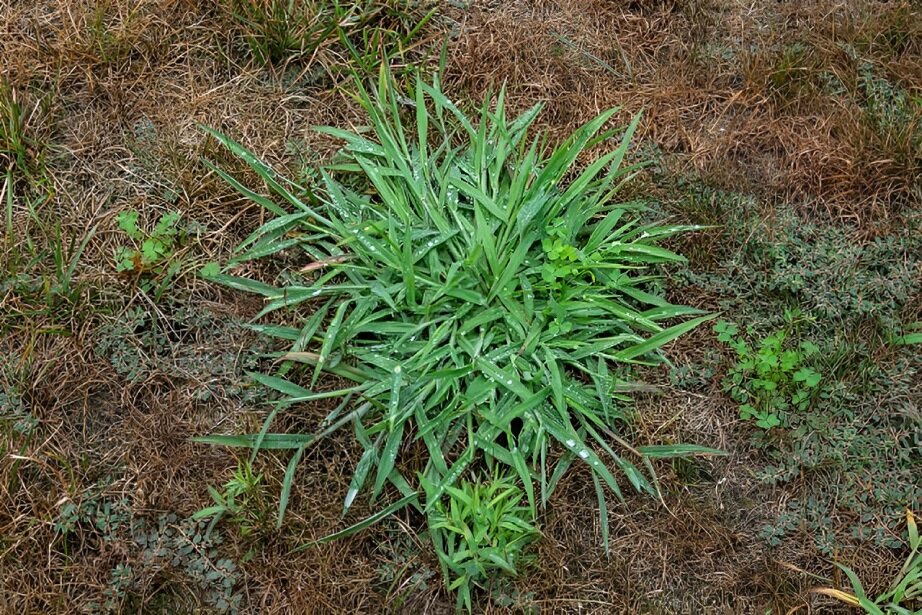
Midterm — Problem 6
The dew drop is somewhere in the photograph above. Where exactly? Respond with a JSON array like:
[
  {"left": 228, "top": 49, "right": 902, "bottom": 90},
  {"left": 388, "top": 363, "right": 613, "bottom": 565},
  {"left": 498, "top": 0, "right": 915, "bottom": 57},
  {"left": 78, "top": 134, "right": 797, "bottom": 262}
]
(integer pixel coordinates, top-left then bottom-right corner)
[
  {"left": 394, "top": 365, "right": 402, "bottom": 374},
  {"left": 578, "top": 450, "right": 590, "bottom": 460},
  {"left": 565, "top": 439, "right": 576, "bottom": 448}
]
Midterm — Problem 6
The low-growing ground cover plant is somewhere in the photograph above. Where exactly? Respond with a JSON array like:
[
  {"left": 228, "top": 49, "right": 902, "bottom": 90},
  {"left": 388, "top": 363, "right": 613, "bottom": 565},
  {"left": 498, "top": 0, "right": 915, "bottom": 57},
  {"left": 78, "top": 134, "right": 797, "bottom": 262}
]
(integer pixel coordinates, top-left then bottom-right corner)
[
  {"left": 197, "top": 66, "right": 721, "bottom": 605},
  {"left": 674, "top": 190, "right": 922, "bottom": 555}
]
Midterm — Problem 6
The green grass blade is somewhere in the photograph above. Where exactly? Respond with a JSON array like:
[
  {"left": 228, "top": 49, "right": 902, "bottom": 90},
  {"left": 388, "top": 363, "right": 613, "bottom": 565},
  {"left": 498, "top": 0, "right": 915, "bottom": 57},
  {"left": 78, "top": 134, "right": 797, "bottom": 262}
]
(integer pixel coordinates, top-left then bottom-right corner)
[
  {"left": 277, "top": 444, "right": 307, "bottom": 528},
  {"left": 637, "top": 445, "right": 727, "bottom": 458},
  {"left": 193, "top": 434, "right": 314, "bottom": 449},
  {"left": 304, "top": 493, "right": 418, "bottom": 548},
  {"left": 614, "top": 314, "right": 716, "bottom": 361},
  {"left": 592, "top": 473, "right": 610, "bottom": 554}
]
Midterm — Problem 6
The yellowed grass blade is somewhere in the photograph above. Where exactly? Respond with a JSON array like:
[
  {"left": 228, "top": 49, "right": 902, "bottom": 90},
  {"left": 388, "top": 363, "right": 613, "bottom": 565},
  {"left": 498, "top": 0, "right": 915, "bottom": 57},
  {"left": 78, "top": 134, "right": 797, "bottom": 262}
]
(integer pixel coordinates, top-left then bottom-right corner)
[{"left": 811, "top": 587, "right": 861, "bottom": 606}]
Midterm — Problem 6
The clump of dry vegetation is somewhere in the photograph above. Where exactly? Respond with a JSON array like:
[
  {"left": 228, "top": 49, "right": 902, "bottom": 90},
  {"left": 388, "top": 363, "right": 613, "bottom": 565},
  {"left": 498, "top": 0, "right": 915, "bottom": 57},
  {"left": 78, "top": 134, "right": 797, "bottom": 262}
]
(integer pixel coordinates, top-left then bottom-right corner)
[
  {"left": 447, "top": 0, "right": 922, "bottom": 225},
  {"left": 1, "top": 0, "right": 920, "bottom": 613}
]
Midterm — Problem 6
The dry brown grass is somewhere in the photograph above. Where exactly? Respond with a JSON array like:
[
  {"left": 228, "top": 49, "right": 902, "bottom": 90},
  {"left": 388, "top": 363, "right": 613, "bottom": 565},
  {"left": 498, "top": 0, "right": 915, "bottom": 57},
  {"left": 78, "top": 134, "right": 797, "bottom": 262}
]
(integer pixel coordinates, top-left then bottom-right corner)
[
  {"left": 1, "top": 0, "right": 918, "bottom": 613},
  {"left": 446, "top": 0, "right": 922, "bottom": 228}
]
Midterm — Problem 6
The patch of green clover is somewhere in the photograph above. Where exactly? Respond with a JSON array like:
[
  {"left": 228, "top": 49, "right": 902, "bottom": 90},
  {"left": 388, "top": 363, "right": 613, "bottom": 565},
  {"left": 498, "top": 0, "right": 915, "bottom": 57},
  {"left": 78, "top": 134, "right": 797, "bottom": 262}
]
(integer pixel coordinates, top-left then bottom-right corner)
[
  {"left": 858, "top": 59, "right": 922, "bottom": 142},
  {"left": 541, "top": 217, "right": 581, "bottom": 283},
  {"left": 758, "top": 497, "right": 839, "bottom": 556},
  {"left": 53, "top": 496, "right": 132, "bottom": 541},
  {"left": 715, "top": 310, "right": 824, "bottom": 430},
  {"left": 99, "top": 563, "right": 134, "bottom": 613}
]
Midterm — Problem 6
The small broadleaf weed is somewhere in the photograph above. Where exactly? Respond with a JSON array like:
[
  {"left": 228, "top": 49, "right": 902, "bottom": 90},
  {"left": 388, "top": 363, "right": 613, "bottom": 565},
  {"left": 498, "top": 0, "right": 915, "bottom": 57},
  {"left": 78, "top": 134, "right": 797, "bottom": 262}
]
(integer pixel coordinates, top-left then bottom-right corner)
[{"left": 716, "top": 310, "right": 824, "bottom": 430}]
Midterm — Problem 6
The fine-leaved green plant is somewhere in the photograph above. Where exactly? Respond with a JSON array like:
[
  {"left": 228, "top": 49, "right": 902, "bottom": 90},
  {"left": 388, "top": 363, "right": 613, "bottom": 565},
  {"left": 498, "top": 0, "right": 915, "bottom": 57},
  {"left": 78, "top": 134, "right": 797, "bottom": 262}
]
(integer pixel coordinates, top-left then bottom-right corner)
[
  {"left": 198, "top": 66, "right": 721, "bottom": 602},
  {"left": 715, "top": 310, "right": 823, "bottom": 430},
  {"left": 224, "top": 0, "right": 437, "bottom": 69},
  {"left": 425, "top": 472, "right": 540, "bottom": 612},
  {"left": 193, "top": 460, "right": 267, "bottom": 538}
]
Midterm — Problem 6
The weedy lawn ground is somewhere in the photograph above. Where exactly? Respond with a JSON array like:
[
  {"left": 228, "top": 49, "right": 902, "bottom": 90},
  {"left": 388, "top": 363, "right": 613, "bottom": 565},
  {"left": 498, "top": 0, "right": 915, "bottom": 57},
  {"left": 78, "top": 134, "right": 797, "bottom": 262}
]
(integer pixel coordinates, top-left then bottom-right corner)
[{"left": 1, "top": 0, "right": 919, "bottom": 613}]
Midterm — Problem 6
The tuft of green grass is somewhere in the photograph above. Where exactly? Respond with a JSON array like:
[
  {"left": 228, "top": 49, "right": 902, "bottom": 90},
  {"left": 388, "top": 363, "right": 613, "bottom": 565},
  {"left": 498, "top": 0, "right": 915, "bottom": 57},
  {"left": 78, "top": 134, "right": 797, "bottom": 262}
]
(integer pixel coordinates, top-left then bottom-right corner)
[
  {"left": 1, "top": 79, "right": 54, "bottom": 251},
  {"left": 223, "top": 0, "right": 438, "bottom": 70},
  {"left": 426, "top": 472, "right": 540, "bottom": 612},
  {"left": 0, "top": 80, "right": 50, "bottom": 189},
  {"left": 197, "top": 66, "right": 720, "bottom": 599},
  {"left": 193, "top": 460, "right": 269, "bottom": 538},
  {"left": 0, "top": 221, "right": 95, "bottom": 333}
]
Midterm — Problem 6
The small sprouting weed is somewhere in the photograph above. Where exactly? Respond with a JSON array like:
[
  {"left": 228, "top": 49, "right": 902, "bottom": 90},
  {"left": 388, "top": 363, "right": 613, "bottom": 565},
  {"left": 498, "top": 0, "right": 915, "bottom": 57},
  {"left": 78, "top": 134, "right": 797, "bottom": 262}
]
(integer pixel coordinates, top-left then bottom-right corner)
[
  {"left": 715, "top": 319, "right": 824, "bottom": 430},
  {"left": 114, "top": 209, "right": 189, "bottom": 298},
  {"left": 193, "top": 460, "right": 267, "bottom": 537}
]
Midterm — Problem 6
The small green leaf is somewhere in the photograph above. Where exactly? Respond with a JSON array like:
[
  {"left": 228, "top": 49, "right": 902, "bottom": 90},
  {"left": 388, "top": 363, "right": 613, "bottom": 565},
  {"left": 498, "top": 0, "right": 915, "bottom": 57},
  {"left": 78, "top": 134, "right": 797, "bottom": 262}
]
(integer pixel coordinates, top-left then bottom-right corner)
[
  {"left": 199, "top": 262, "right": 221, "bottom": 278},
  {"left": 116, "top": 211, "right": 141, "bottom": 239}
]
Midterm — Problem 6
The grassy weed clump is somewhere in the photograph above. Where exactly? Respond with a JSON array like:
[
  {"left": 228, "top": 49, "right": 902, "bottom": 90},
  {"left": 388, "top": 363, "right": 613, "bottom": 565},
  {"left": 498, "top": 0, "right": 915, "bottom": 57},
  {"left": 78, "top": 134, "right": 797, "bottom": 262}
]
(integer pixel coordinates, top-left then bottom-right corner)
[
  {"left": 0, "top": 79, "right": 52, "bottom": 195},
  {"left": 200, "top": 68, "right": 717, "bottom": 602},
  {"left": 193, "top": 460, "right": 270, "bottom": 538}
]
